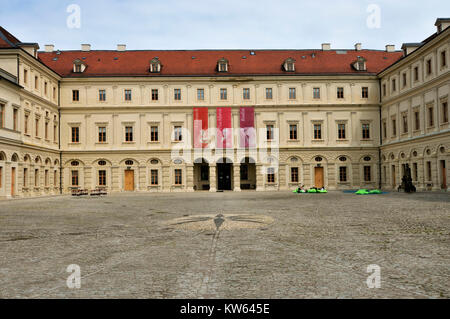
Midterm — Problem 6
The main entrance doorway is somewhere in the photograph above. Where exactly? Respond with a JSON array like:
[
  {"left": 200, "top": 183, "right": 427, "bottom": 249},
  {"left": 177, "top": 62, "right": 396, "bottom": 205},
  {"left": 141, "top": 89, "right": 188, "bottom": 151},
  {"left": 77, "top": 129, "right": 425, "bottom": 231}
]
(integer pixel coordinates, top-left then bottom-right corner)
[
  {"left": 314, "top": 166, "right": 324, "bottom": 188},
  {"left": 124, "top": 170, "right": 134, "bottom": 191},
  {"left": 217, "top": 162, "right": 232, "bottom": 190}
]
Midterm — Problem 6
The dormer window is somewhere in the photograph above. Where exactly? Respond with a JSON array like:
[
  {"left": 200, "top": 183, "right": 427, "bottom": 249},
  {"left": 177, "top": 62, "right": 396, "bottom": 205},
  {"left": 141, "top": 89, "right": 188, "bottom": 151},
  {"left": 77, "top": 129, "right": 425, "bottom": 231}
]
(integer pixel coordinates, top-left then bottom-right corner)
[
  {"left": 283, "top": 58, "right": 296, "bottom": 72},
  {"left": 353, "top": 56, "right": 367, "bottom": 71},
  {"left": 217, "top": 58, "right": 229, "bottom": 72},
  {"left": 150, "top": 57, "right": 161, "bottom": 73},
  {"left": 73, "top": 59, "right": 86, "bottom": 73}
]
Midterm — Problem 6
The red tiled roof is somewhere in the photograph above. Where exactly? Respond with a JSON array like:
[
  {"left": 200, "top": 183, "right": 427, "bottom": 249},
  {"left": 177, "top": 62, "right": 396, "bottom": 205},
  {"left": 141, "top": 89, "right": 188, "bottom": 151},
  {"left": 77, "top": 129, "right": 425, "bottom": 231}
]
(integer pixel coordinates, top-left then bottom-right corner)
[
  {"left": 38, "top": 49, "right": 403, "bottom": 77},
  {"left": 0, "top": 26, "right": 21, "bottom": 48}
]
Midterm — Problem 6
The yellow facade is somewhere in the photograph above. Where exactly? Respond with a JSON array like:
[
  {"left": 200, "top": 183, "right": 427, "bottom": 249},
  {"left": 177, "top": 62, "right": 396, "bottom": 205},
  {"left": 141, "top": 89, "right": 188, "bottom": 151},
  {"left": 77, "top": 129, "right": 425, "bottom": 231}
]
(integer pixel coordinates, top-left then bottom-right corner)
[{"left": 0, "top": 19, "right": 449, "bottom": 198}]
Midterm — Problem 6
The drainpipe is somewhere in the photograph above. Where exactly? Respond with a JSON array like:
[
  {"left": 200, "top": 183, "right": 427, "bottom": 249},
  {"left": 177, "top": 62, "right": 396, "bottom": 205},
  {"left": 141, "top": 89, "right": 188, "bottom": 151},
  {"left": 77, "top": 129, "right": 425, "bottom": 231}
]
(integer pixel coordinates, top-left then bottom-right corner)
[
  {"left": 378, "top": 77, "right": 382, "bottom": 189},
  {"left": 58, "top": 81, "right": 62, "bottom": 194}
]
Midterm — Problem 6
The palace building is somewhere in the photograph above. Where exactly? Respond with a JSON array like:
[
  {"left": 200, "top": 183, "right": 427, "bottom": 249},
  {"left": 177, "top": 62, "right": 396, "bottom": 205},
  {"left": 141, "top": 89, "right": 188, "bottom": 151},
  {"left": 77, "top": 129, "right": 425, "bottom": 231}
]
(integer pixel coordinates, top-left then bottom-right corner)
[{"left": 0, "top": 18, "right": 449, "bottom": 198}]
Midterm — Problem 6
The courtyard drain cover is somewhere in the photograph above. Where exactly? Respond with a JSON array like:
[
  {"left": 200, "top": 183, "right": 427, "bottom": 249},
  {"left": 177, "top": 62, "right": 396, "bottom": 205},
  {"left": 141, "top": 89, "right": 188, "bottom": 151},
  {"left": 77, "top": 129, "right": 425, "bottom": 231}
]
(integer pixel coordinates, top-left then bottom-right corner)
[{"left": 165, "top": 213, "right": 274, "bottom": 231}]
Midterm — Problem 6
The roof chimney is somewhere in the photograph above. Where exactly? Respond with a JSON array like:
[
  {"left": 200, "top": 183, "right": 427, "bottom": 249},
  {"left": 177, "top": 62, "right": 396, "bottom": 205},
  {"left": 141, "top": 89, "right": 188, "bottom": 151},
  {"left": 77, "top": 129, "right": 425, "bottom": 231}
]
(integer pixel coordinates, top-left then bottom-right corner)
[
  {"left": 44, "top": 44, "right": 54, "bottom": 52},
  {"left": 81, "top": 44, "right": 91, "bottom": 51},
  {"left": 321, "top": 43, "right": 331, "bottom": 51},
  {"left": 435, "top": 18, "right": 450, "bottom": 33},
  {"left": 354, "top": 43, "right": 362, "bottom": 51},
  {"left": 117, "top": 44, "right": 126, "bottom": 51},
  {"left": 385, "top": 45, "right": 395, "bottom": 52}
]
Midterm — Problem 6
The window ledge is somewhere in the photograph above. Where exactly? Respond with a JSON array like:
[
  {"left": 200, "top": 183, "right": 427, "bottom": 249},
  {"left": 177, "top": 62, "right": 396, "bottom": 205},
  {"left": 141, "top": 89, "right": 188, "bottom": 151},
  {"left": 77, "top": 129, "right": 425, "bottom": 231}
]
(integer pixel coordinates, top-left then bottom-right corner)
[
  {"left": 148, "top": 141, "right": 160, "bottom": 144},
  {"left": 123, "top": 141, "right": 135, "bottom": 144}
]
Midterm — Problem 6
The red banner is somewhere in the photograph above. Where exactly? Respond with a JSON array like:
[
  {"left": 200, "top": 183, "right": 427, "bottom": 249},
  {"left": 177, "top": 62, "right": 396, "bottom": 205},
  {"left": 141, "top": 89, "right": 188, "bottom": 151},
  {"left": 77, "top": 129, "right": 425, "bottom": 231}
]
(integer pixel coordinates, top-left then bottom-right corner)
[
  {"left": 216, "top": 107, "right": 232, "bottom": 149},
  {"left": 240, "top": 107, "right": 255, "bottom": 148},
  {"left": 193, "top": 107, "right": 208, "bottom": 148}
]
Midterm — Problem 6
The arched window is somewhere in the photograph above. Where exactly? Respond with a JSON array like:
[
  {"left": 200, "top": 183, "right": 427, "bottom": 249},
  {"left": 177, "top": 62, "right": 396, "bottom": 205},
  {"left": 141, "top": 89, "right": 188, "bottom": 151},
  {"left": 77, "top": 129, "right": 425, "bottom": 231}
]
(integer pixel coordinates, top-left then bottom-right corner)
[{"left": 149, "top": 57, "right": 161, "bottom": 73}]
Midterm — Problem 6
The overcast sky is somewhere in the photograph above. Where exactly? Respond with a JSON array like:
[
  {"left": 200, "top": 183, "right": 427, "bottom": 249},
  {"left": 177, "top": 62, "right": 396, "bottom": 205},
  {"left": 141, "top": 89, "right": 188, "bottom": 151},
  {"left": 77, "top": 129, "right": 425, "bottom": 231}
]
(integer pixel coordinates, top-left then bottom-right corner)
[{"left": 1, "top": 0, "right": 449, "bottom": 51}]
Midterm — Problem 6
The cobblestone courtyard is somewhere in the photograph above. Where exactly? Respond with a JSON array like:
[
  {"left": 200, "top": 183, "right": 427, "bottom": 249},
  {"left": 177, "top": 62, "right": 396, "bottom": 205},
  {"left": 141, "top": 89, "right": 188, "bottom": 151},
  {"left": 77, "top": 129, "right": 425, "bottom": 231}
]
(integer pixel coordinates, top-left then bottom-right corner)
[{"left": 0, "top": 191, "right": 449, "bottom": 299}]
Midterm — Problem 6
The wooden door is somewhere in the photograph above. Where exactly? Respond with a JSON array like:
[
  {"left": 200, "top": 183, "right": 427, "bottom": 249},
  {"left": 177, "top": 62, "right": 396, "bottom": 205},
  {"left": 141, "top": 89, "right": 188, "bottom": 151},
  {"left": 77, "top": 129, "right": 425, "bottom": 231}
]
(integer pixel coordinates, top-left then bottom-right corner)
[
  {"left": 392, "top": 165, "right": 396, "bottom": 187},
  {"left": 124, "top": 170, "right": 134, "bottom": 191},
  {"left": 442, "top": 160, "right": 447, "bottom": 189},
  {"left": 314, "top": 167, "right": 324, "bottom": 188},
  {"left": 11, "top": 167, "right": 15, "bottom": 196}
]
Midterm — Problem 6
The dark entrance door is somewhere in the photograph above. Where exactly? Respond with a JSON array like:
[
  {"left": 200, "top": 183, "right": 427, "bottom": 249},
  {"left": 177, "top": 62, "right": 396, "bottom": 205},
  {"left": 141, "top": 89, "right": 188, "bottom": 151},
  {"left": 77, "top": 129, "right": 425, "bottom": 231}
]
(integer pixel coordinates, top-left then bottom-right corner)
[{"left": 217, "top": 163, "right": 232, "bottom": 190}]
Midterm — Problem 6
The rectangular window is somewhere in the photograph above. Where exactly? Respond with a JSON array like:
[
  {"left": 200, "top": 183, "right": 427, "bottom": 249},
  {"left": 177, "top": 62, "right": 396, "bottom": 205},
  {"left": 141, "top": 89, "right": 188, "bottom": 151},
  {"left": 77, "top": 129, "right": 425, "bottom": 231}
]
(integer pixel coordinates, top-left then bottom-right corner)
[
  {"left": 174, "top": 89, "right": 181, "bottom": 100},
  {"left": 174, "top": 169, "right": 182, "bottom": 185},
  {"left": 174, "top": 126, "right": 182, "bottom": 141},
  {"left": 392, "top": 119, "right": 397, "bottom": 136},
  {"left": 24, "top": 114, "right": 29, "bottom": 134},
  {"left": 441, "top": 51, "right": 447, "bottom": 67},
  {"left": 442, "top": 102, "right": 448, "bottom": 123},
  {"left": 98, "top": 127, "right": 106, "bottom": 143},
  {"left": 124, "top": 89, "right": 132, "bottom": 101},
  {"left": 220, "top": 88, "right": 227, "bottom": 100},
  {"left": 382, "top": 84, "right": 386, "bottom": 96},
  {"left": 197, "top": 88, "right": 204, "bottom": 101},
  {"left": 291, "top": 167, "right": 299, "bottom": 183},
  {"left": 0, "top": 104, "right": 4, "bottom": 128},
  {"left": 426, "top": 59, "right": 432, "bottom": 75},
  {"left": 44, "top": 82, "right": 48, "bottom": 95},
  {"left": 339, "top": 166, "right": 347, "bottom": 182},
  {"left": 266, "top": 124, "right": 274, "bottom": 140},
  {"left": 71, "top": 126, "right": 79, "bottom": 143},
  {"left": 35, "top": 76, "right": 38, "bottom": 89},
  {"left": 266, "top": 88, "right": 273, "bottom": 99},
  {"left": 289, "top": 88, "right": 296, "bottom": 99},
  {"left": 23, "top": 168, "right": 28, "bottom": 187},
  {"left": 414, "top": 111, "right": 420, "bottom": 130},
  {"left": 362, "top": 87, "right": 368, "bottom": 98},
  {"left": 313, "top": 88, "right": 320, "bottom": 99},
  {"left": 34, "top": 169, "right": 39, "bottom": 187},
  {"left": 362, "top": 123, "right": 370, "bottom": 139},
  {"left": 402, "top": 73, "right": 407, "bottom": 88},
  {"left": 414, "top": 67, "right": 419, "bottom": 81},
  {"left": 151, "top": 126, "right": 159, "bottom": 142},
  {"left": 289, "top": 124, "right": 297, "bottom": 140},
  {"left": 72, "top": 90, "right": 79, "bottom": 101},
  {"left": 71, "top": 170, "right": 78, "bottom": 186},
  {"left": 413, "top": 163, "right": 418, "bottom": 181},
  {"left": 426, "top": 161, "right": 432, "bottom": 181},
  {"left": 45, "top": 169, "right": 49, "bottom": 187},
  {"left": 428, "top": 107, "right": 434, "bottom": 127},
  {"left": 267, "top": 167, "right": 275, "bottom": 183},
  {"left": 383, "top": 121, "right": 387, "bottom": 139},
  {"left": 338, "top": 123, "right": 346, "bottom": 139},
  {"left": 99, "top": 90, "right": 106, "bottom": 101},
  {"left": 125, "top": 126, "right": 133, "bottom": 142},
  {"left": 23, "top": 69, "right": 28, "bottom": 84},
  {"left": 45, "top": 121, "right": 48, "bottom": 139},
  {"left": 35, "top": 118, "right": 39, "bottom": 137},
  {"left": 392, "top": 79, "right": 396, "bottom": 92},
  {"left": 53, "top": 87, "right": 56, "bottom": 100},
  {"left": 151, "top": 89, "right": 159, "bottom": 101},
  {"left": 337, "top": 87, "right": 344, "bottom": 99},
  {"left": 364, "top": 166, "right": 371, "bottom": 182},
  {"left": 243, "top": 88, "right": 250, "bottom": 100},
  {"left": 151, "top": 169, "right": 158, "bottom": 185},
  {"left": 402, "top": 114, "right": 408, "bottom": 133},
  {"left": 54, "top": 170, "right": 57, "bottom": 186},
  {"left": 53, "top": 123, "right": 57, "bottom": 143},
  {"left": 98, "top": 170, "right": 106, "bottom": 186},
  {"left": 314, "top": 124, "right": 322, "bottom": 139}
]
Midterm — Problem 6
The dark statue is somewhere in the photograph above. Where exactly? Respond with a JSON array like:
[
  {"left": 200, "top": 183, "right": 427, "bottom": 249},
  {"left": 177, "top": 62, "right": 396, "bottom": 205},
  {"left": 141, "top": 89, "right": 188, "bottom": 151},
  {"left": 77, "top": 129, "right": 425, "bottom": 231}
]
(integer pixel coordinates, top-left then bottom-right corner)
[{"left": 398, "top": 163, "right": 416, "bottom": 193}]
